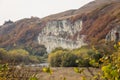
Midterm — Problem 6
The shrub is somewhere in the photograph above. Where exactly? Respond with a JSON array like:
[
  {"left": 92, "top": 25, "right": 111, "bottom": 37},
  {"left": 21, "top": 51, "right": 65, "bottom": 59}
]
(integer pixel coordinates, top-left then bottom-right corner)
[
  {"left": 48, "top": 50, "right": 63, "bottom": 67},
  {"left": 87, "top": 49, "right": 103, "bottom": 67},
  {"left": 28, "top": 56, "right": 39, "bottom": 63},
  {"left": 101, "top": 46, "right": 120, "bottom": 80},
  {"left": 8, "top": 49, "right": 30, "bottom": 64},
  {"left": 48, "top": 49, "right": 78, "bottom": 67},
  {"left": 0, "top": 48, "right": 42, "bottom": 64},
  {"left": 77, "top": 57, "right": 90, "bottom": 67},
  {"left": 24, "top": 45, "right": 47, "bottom": 56},
  {"left": 0, "top": 48, "right": 8, "bottom": 63},
  {"left": 61, "top": 52, "right": 77, "bottom": 67}
]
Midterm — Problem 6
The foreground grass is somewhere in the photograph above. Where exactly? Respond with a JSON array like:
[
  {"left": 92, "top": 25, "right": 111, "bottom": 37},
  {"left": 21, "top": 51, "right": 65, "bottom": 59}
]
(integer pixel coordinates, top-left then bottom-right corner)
[
  {"left": 37, "top": 67, "right": 100, "bottom": 80},
  {"left": 3, "top": 66, "right": 99, "bottom": 80}
]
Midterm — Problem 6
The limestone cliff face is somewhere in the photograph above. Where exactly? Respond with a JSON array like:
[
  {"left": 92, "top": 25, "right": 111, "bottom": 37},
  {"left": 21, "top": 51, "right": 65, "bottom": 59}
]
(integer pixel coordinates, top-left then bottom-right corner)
[
  {"left": 106, "top": 25, "right": 120, "bottom": 42},
  {"left": 38, "top": 19, "right": 86, "bottom": 52}
]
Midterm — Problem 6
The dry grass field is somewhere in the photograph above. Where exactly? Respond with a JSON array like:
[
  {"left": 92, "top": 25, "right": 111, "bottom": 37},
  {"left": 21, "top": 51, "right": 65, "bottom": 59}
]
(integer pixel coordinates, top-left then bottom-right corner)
[
  {"left": 36, "top": 67, "right": 100, "bottom": 80},
  {"left": 3, "top": 66, "right": 100, "bottom": 80}
]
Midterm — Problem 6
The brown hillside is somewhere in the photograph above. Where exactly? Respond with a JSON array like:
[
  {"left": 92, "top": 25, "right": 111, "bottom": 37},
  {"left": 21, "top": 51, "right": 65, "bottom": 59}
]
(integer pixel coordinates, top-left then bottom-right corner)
[
  {"left": 0, "top": 0, "right": 120, "bottom": 49},
  {"left": 81, "top": 2, "right": 120, "bottom": 41}
]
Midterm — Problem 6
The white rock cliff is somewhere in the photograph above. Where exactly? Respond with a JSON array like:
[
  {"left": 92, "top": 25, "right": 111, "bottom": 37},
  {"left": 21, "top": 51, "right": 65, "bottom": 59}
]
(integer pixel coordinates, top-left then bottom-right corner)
[
  {"left": 106, "top": 25, "right": 120, "bottom": 42},
  {"left": 38, "top": 19, "right": 86, "bottom": 52}
]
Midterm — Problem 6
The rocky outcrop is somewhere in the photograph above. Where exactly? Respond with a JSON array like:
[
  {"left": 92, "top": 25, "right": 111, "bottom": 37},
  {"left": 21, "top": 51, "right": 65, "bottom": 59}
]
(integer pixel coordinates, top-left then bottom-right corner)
[
  {"left": 38, "top": 20, "right": 86, "bottom": 52},
  {"left": 106, "top": 25, "right": 120, "bottom": 42}
]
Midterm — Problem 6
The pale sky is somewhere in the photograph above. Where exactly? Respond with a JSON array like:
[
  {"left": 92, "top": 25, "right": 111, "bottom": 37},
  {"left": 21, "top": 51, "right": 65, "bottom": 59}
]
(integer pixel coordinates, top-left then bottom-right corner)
[{"left": 0, "top": 0, "right": 94, "bottom": 25}]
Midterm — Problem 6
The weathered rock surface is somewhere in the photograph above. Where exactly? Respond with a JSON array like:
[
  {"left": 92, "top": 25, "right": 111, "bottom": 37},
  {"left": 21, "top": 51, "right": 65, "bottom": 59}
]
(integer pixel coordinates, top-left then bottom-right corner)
[
  {"left": 106, "top": 25, "right": 120, "bottom": 42},
  {"left": 38, "top": 20, "right": 85, "bottom": 52}
]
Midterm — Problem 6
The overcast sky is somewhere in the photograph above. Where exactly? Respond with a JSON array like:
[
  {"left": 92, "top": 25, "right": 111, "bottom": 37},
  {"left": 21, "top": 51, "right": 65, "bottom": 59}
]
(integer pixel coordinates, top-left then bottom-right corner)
[{"left": 0, "top": 0, "right": 94, "bottom": 25}]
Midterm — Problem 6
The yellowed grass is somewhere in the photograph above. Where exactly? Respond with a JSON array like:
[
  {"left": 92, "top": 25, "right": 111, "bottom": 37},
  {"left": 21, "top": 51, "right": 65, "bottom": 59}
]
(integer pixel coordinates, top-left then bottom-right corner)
[
  {"left": 36, "top": 67, "right": 100, "bottom": 80},
  {"left": 3, "top": 66, "right": 100, "bottom": 80}
]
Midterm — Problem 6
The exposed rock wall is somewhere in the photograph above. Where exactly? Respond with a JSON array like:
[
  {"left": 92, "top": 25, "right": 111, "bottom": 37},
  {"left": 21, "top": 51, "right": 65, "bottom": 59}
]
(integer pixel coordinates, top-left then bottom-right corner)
[
  {"left": 38, "top": 19, "right": 86, "bottom": 52},
  {"left": 106, "top": 25, "right": 120, "bottom": 42}
]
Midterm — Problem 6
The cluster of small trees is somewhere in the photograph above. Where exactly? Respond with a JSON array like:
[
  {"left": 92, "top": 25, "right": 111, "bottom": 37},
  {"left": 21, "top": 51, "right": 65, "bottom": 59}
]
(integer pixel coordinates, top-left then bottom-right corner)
[
  {"left": 48, "top": 46, "right": 102, "bottom": 67},
  {"left": 0, "top": 48, "right": 42, "bottom": 64},
  {"left": 48, "top": 48, "right": 77, "bottom": 67}
]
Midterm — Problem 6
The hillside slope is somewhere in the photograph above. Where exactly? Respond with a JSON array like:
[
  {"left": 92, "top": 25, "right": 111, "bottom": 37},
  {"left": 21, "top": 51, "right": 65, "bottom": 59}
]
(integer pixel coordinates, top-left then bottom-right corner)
[{"left": 0, "top": 0, "right": 120, "bottom": 51}]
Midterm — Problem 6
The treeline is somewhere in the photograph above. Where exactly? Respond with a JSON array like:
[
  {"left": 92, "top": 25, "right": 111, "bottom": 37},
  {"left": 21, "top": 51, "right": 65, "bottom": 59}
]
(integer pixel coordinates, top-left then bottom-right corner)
[
  {"left": 48, "top": 46, "right": 102, "bottom": 67},
  {"left": 0, "top": 47, "right": 47, "bottom": 65},
  {"left": 48, "top": 40, "right": 115, "bottom": 67}
]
